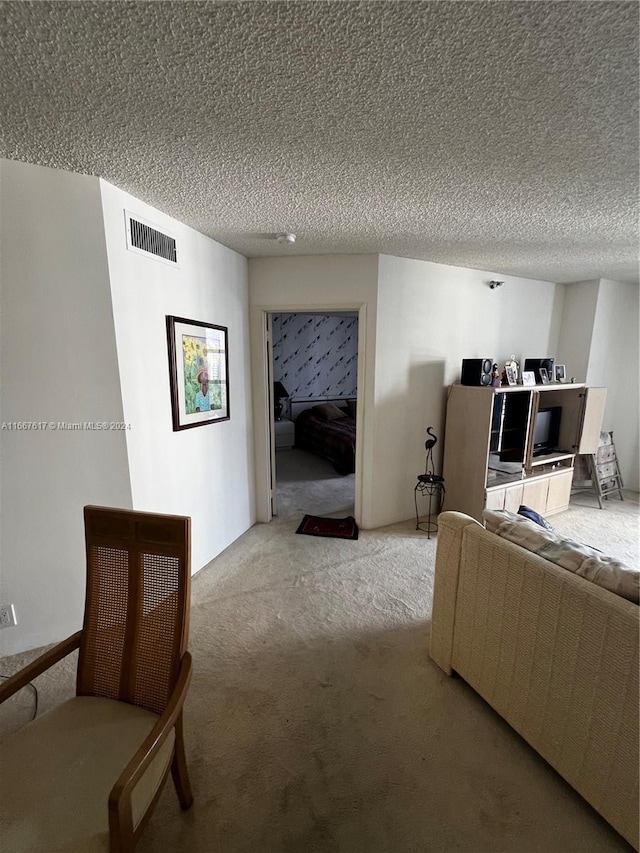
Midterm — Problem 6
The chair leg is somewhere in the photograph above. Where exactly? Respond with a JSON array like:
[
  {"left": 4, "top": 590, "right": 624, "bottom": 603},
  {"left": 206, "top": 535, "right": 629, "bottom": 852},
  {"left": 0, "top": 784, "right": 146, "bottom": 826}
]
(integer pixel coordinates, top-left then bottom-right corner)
[{"left": 171, "top": 713, "right": 193, "bottom": 810}]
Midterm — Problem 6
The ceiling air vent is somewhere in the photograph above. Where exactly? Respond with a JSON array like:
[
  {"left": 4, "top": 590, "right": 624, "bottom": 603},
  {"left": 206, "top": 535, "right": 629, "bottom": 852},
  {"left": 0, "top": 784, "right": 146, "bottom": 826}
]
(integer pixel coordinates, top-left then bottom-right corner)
[{"left": 125, "top": 211, "right": 178, "bottom": 266}]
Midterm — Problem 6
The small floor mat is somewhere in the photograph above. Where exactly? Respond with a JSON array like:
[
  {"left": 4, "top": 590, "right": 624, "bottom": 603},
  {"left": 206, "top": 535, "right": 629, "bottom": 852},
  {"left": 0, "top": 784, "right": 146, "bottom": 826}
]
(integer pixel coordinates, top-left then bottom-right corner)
[{"left": 295, "top": 514, "right": 359, "bottom": 540}]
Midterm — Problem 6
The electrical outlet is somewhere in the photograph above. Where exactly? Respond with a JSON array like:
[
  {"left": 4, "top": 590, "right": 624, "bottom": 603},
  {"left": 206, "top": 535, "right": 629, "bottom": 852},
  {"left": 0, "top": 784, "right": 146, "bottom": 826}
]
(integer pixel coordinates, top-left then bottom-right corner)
[{"left": 0, "top": 604, "right": 17, "bottom": 628}]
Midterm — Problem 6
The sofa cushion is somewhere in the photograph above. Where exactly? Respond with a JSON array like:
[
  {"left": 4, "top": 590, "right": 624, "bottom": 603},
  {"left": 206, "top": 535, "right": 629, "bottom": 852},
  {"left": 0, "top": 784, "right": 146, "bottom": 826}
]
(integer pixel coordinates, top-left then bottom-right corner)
[
  {"left": 483, "top": 508, "right": 639, "bottom": 604},
  {"left": 0, "top": 695, "right": 175, "bottom": 852}
]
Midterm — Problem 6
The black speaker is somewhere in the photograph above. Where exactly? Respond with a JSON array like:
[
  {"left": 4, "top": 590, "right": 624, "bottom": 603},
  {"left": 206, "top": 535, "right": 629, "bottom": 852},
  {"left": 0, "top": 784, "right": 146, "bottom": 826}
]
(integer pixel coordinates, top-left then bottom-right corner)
[
  {"left": 524, "top": 358, "right": 555, "bottom": 383},
  {"left": 461, "top": 358, "right": 494, "bottom": 386}
]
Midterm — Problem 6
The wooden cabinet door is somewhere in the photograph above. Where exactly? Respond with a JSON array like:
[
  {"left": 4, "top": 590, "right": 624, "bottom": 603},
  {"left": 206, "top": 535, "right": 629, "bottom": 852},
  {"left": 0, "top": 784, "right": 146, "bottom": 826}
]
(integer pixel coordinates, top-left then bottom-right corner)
[
  {"left": 522, "top": 477, "right": 549, "bottom": 514},
  {"left": 541, "top": 387, "right": 584, "bottom": 453},
  {"left": 546, "top": 471, "right": 573, "bottom": 513},
  {"left": 577, "top": 387, "right": 607, "bottom": 454},
  {"left": 503, "top": 483, "right": 524, "bottom": 513},
  {"left": 536, "top": 385, "right": 606, "bottom": 455},
  {"left": 443, "top": 385, "right": 494, "bottom": 520},
  {"left": 485, "top": 488, "right": 505, "bottom": 511}
]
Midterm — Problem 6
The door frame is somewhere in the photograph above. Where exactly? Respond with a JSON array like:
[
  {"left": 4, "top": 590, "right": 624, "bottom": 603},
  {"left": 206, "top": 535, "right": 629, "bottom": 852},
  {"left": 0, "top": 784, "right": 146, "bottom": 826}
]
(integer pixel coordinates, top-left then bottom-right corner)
[{"left": 251, "top": 303, "right": 366, "bottom": 525}]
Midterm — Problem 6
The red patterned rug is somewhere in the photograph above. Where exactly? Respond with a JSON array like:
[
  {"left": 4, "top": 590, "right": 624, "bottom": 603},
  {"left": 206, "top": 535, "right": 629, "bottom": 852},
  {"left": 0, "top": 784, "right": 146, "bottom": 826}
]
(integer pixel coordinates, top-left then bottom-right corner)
[{"left": 295, "top": 515, "right": 359, "bottom": 540}]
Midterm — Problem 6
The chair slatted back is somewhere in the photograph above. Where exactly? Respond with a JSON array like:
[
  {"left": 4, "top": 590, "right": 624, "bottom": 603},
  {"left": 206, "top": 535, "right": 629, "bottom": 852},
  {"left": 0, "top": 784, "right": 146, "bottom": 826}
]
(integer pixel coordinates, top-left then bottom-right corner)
[{"left": 77, "top": 506, "right": 191, "bottom": 714}]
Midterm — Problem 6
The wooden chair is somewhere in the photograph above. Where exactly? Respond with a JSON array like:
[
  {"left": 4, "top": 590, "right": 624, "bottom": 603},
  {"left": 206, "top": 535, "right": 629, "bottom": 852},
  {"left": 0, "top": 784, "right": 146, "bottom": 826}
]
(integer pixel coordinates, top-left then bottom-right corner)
[{"left": 0, "top": 506, "right": 193, "bottom": 853}]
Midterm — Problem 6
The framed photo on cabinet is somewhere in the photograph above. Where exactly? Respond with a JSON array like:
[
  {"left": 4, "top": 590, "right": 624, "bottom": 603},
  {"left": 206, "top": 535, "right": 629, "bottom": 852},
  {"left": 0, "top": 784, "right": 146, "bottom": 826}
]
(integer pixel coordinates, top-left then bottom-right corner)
[
  {"left": 522, "top": 371, "right": 536, "bottom": 386},
  {"left": 539, "top": 367, "right": 550, "bottom": 384},
  {"left": 554, "top": 364, "right": 566, "bottom": 383},
  {"left": 505, "top": 365, "right": 518, "bottom": 386},
  {"left": 166, "top": 315, "right": 230, "bottom": 430}
]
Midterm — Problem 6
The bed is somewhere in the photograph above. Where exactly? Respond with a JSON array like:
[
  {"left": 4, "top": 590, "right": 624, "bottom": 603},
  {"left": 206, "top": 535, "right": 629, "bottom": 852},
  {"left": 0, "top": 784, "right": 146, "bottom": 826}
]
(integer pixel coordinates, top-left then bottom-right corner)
[{"left": 291, "top": 397, "right": 356, "bottom": 475}]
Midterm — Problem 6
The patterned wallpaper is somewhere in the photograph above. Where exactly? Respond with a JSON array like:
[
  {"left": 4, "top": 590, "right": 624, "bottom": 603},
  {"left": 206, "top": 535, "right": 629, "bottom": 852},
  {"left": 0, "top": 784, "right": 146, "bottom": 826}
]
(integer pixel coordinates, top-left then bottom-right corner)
[{"left": 272, "top": 314, "right": 358, "bottom": 409}]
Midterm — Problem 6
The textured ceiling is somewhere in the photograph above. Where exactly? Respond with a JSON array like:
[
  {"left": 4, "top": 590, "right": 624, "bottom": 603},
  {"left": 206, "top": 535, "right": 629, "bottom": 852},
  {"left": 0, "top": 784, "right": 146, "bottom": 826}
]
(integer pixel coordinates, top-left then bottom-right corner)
[{"left": 1, "top": 1, "right": 638, "bottom": 283}]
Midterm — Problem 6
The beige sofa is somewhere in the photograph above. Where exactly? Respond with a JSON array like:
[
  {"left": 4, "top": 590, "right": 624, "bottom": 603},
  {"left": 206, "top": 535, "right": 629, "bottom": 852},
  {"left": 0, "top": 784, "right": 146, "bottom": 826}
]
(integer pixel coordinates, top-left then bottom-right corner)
[{"left": 430, "top": 511, "right": 639, "bottom": 850}]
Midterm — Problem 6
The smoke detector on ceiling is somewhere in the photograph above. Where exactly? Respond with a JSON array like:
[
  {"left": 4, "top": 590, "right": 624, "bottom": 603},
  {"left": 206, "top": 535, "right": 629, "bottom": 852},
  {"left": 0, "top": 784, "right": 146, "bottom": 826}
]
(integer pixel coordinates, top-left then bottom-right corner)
[{"left": 276, "top": 233, "right": 296, "bottom": 245}]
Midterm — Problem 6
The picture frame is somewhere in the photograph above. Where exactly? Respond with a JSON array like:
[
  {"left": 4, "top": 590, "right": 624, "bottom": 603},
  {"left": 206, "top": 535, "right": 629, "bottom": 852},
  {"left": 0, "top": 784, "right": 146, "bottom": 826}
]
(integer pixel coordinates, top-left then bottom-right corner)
[
  {"left": 504, "top": 358, "right": 520, "bottom": 383},
  {"left": 522, "top": 370, "right": 536, "bottom": 386},
  {"left": 166, "top": 315, "right": 229, "bottom": 430},
  {"left": 554, "top": 364, "right": 566, "bottom": 383},
  {"left": 539, "top": 367, "right": 550, "bottom": 384},
  {"left": 505, "top": 365, "right": 518, "bottom": 386}
]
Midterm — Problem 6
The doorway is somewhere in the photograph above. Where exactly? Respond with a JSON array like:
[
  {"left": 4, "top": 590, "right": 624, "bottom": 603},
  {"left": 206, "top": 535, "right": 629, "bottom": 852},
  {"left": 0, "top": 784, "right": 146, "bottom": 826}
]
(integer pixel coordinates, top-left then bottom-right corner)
[{"left": 269, "top": 310, "right": 359, "bottom": 521}]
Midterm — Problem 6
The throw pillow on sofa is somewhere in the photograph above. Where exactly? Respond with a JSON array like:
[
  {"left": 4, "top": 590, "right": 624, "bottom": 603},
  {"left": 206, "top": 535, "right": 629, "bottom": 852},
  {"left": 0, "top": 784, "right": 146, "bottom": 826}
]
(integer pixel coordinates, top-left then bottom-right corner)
[
  {"left": 517, "top": 504, "right": 553, "bottom": 529},
  {"left": 483, "top": 508, "right": 639, "bottom": 604}
]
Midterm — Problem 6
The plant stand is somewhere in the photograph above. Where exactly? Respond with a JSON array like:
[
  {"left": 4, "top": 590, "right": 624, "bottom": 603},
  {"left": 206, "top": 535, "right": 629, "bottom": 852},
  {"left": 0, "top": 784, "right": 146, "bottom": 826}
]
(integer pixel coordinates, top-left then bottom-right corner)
[{"left": 414, "top": 474, "right": 445, "bottom": 538}]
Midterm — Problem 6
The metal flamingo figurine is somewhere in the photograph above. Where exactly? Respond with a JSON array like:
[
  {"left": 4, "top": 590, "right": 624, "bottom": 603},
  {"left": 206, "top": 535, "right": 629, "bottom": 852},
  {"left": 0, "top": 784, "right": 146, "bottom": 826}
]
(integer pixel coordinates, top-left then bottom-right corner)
[
  {"left": 415, "top": 426, "right": 445, "bottom": 538},
  {"left": 424, "top": 427, "right": 438, "bottom": 476}
]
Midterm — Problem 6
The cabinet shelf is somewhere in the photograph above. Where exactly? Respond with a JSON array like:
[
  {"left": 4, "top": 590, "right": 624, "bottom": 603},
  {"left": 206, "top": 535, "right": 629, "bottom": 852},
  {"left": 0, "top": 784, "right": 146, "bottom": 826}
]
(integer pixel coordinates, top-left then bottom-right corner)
[{"left": 528, "top": 451, "right": 574, "bottom": 468}]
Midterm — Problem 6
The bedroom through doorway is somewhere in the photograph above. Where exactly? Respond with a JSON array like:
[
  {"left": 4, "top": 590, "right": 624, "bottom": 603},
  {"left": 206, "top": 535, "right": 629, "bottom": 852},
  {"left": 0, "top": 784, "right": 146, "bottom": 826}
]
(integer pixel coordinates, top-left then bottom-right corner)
[{"left": 270, "top": 311, "right": 358, "bottom": 520}]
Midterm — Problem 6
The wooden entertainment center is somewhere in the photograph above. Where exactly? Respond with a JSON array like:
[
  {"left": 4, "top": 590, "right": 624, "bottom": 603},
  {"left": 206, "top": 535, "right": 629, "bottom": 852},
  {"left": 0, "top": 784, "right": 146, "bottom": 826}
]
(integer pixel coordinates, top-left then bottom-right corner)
[{"left": 442, "top": 383, "right": 606, "bottom": 522}]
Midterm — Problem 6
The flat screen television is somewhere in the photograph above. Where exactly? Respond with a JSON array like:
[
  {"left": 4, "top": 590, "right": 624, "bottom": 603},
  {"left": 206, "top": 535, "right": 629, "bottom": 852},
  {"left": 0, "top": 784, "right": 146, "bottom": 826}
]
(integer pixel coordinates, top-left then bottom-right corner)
[{"left": 533, "top": 406, "right": 561, "bottom": 456}]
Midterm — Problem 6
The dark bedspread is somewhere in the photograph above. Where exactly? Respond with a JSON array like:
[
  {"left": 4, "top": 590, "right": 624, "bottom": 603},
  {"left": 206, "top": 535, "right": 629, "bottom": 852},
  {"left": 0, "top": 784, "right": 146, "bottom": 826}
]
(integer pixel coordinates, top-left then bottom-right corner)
[{"left": 294, "top": 409, "right": 356, "bottom": 475}]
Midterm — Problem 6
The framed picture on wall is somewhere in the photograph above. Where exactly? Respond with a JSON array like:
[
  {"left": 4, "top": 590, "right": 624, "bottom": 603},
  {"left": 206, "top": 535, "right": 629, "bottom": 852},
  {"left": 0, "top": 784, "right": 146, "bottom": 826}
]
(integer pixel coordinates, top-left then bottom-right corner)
[{"left": 166, "top": 315, "right": 230, "bottom": 430}]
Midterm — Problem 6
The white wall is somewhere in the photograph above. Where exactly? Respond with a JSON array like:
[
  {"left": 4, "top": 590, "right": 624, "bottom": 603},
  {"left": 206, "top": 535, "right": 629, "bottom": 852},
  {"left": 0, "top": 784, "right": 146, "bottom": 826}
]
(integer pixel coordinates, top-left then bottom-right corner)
[
  {"left": 249, "top": 254, "right": 562, "bottom": 528},
  {"left": 0, "top": 160, "right": 132, "bottom": 655},
  {"left": 556, "top": 280, "right": 600, "bottom": 381},
  {"left": 375, "top": 255, "right": 563, "bottom": 525},
  {"left": 272, "top": 313, "right": 359, "bottom": 402},
  {"left": 556, "top": 278, "right": 639, "bottom": 491},
  {"left": 0, "top": 161, "right": 255, "bottom": 656},
  {"left": 100, "top": 181, "right": 255, "bottom": 573},
  {"left": 248, "top": 256, "right": 379, "bottom": 527},
  {"left": 586, "top": 280, "right": 639, "bottom": 490}
]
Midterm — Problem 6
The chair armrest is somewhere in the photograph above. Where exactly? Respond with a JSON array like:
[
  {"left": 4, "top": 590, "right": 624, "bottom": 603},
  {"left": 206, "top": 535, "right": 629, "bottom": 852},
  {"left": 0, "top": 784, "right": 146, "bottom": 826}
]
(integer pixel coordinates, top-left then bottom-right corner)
[
  {"left": 108, "top": 651, "right": 192, "bottom": 846},
  {"left": 0, "top": 631, "right": 82, "bottom": 706}
]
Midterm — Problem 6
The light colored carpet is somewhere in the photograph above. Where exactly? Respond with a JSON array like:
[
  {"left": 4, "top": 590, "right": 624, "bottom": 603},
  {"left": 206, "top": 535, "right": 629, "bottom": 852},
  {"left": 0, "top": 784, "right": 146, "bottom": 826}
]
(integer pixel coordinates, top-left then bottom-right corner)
[
  {"left": 1, "top": 491, "right": 637, "bottom": 852},
  {"left": 275, "top": 448, "right": 355, "bottom": 519}
]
